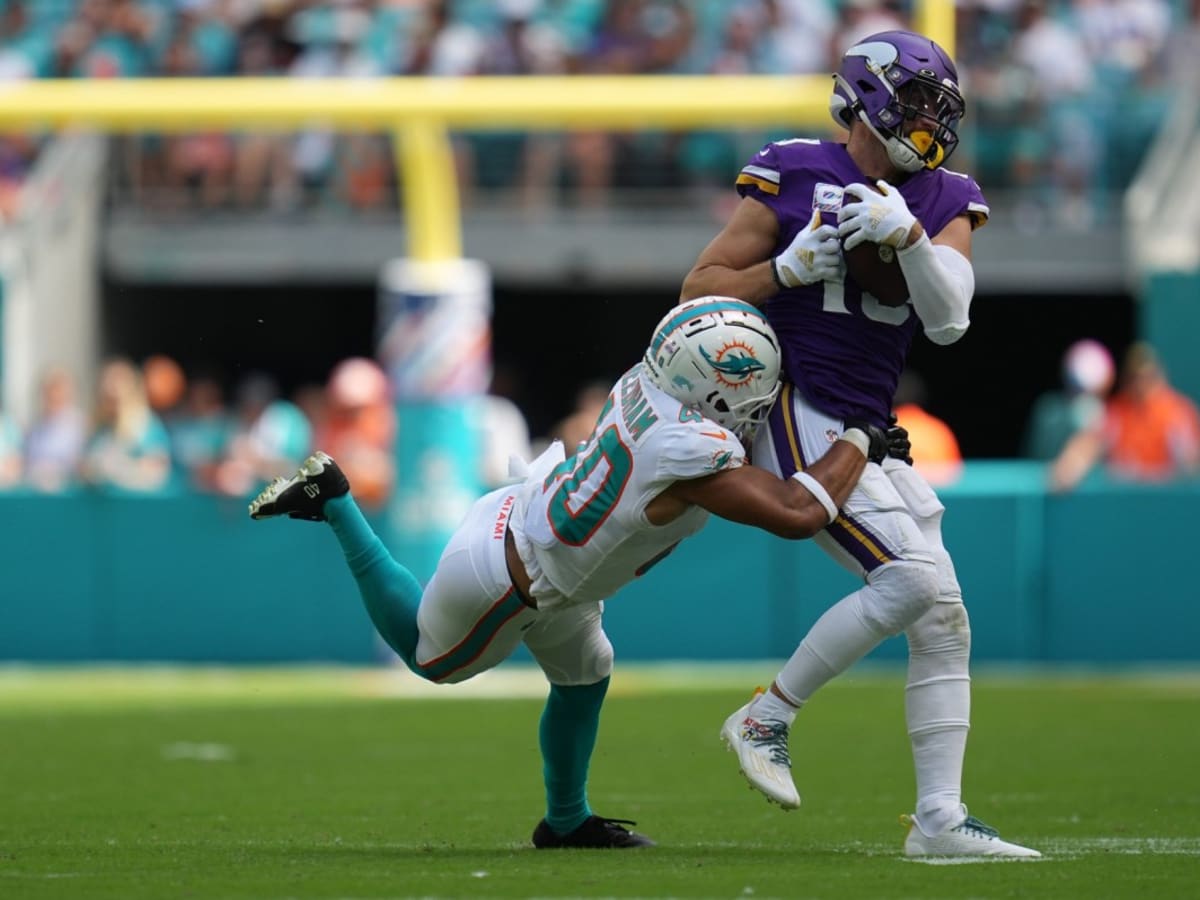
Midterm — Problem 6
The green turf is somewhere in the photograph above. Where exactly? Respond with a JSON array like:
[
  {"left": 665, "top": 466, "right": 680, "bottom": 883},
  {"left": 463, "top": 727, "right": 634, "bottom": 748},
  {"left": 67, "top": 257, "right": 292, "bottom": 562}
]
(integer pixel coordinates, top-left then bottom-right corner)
[{"left": 1, "top": 666, "right": 1198, "bottom": 899}]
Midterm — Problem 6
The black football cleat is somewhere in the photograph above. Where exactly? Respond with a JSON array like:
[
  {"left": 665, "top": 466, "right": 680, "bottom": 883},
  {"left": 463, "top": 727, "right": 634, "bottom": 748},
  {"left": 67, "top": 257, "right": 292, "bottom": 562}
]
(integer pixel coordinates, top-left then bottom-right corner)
[
  {"left": 248, "top": 451, "right": 350, "bottom": 522},
  {"left": 531, "top": 815, "right": 656, "bottom": 849}
]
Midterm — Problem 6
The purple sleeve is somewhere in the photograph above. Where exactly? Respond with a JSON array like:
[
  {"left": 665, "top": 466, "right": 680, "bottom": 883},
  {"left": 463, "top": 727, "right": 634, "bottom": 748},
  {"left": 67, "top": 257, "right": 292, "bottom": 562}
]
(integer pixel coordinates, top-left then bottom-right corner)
[
  {"left": 925, "top": 168, "right": 990, "bottom": 236},
  {"left": 734, "top": 143, "right": 785, "bottom": 214}
]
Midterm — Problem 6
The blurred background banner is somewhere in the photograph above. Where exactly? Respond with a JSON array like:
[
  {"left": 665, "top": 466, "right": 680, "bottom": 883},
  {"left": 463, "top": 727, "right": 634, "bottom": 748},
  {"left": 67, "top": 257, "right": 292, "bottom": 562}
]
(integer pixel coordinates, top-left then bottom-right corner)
[{"left": 0, "top": 0, "right": 1198, "bottom": 664}]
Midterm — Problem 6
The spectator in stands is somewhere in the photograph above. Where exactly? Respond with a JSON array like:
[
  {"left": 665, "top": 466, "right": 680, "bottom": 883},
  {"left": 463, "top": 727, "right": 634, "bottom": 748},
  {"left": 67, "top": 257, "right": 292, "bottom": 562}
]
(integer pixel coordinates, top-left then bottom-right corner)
[
  {"left": 62, "top": 0, "right": 154, "bottom": 79},
  {"left": 170, "top": 371, "right": 231, "bottom": 493},
  {"left": 289, "top": 4, "right": 384, "bottom": 208},
  {"left": 316, "top": 357, "right": 395, "bottom": 507},
  {"left": 142, "top": 353, "right": 187, "bottom": 426},
  {"left": 0, "top": 134, "right": 38, "bottom": 219},
  {"left": 830, "top": 0, "right": 906, "bottom": 61},
  {"left": 761, "top": 0, "right": 836, "bottom": 76},
  {"left": 214, "top": 372, "right": 311, "bottom": 497},
  {"left": 1009, "top": 0, "right": 1099, "bottom": 229},
  {"left": 892, "top": 369, "right": 963, "bottom": 486},
  {"left": 475, "top": 0, "right": 573, "bottom": 210},
  {"left": 1023, "top": 338, "right": 1114, "bottom": 461},
  {"left": 24, "top": 366, "right": 88, "bottom": 493},
  {"left": 159, "top": 27, "right": 235, "bottom": 211},
  {"left": 230, "top": 22, "right": 301, "bottom": 211},
  {"left": 0, "top": 393, "right": 21, "bottom": 489},
  {"left": 1050, "top": 342, "right": 1200, "bottom": 491},
  {"left": 565, "top": 0, "right": 694, "bottom": 207},
  {"left": 80, "top": 357, "right": 172, "bottom": 493}
]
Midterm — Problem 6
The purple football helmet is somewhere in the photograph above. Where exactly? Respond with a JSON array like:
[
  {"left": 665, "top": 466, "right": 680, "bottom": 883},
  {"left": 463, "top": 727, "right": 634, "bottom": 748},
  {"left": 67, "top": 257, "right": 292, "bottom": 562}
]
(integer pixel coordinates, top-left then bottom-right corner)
[{"left": 829, "top": 30, "right": 964, "bottom": 173}]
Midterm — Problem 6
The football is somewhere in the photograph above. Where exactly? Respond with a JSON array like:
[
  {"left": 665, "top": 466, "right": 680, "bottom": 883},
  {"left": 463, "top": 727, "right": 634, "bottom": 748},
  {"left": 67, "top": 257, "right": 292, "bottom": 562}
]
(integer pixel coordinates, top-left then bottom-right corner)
[{"left": 841, "top": 186, "right": 911, "bottom": 308}]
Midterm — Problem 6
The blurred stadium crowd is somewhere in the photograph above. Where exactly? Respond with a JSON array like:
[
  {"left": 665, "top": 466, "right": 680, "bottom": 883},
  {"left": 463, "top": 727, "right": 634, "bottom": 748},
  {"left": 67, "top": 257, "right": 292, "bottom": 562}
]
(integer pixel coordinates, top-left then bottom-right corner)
[
  {"left": 0, "top": 0, "right": 1195, "bottom": 225},
  {"left": 0, "top": 354, "right": 413, "bottom": 503},
  {"left": 2, "top": 338, "right": 1196, "bottom": 502}
]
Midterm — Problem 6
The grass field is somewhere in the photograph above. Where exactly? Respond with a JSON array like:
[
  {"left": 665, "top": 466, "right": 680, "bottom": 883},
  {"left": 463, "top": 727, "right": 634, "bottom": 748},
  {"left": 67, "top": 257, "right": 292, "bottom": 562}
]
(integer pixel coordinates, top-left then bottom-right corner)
[{"left": 2, "top": 664, "right": 1198, "bottom": 899}]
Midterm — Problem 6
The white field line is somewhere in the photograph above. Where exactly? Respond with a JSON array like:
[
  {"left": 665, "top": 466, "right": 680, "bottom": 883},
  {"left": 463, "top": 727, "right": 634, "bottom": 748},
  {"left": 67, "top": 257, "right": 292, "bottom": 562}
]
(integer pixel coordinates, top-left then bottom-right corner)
[{"left": 2, "top": 663, "right": 1200, "bottom": 710}]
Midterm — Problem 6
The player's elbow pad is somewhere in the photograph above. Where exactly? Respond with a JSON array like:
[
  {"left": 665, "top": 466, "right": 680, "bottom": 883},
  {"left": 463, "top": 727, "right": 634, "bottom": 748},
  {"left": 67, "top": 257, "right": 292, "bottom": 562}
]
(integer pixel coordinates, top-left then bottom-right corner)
[{"left": 897, "top": 235, "right": 974, "bottom": 345}]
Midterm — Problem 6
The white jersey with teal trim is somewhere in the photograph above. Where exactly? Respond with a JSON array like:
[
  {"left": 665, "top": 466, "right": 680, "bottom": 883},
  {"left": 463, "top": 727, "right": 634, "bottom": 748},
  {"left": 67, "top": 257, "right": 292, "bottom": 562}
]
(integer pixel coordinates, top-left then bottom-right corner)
[{"left": 511, "top": 364, "right": 745, "bottom": 610}]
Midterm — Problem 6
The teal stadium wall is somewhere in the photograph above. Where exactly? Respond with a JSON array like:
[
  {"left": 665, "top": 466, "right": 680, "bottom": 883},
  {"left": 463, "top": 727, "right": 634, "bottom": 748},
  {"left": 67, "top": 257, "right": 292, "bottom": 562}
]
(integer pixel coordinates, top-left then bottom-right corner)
[
  {"left": 1141, "top": 270, "right": 1200, "bottom": 408},
  {"left": 2, "top": 462, "right": 1197, "bottom": 664}
]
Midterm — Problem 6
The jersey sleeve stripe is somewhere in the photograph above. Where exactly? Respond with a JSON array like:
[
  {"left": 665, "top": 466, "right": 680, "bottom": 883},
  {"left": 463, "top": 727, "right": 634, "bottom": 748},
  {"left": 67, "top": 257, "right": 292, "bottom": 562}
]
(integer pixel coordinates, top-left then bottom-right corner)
[
  {"left": 736, "top": 172, "right": 780, "bottom": 195},
  {"left": 740, "top": 164, "right": 780, "bottom": 183},
  {"left": 967, "top": 202, "right": 989, "bottom": 229}
]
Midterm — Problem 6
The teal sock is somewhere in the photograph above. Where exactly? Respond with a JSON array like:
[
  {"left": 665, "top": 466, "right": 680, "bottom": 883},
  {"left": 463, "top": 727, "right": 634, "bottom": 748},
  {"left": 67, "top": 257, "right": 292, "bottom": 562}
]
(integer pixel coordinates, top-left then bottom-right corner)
[
  {"left": 324, "top": 495, "right": 422, "bottom": 669},
  {"left": 540, "top": 676, "right": 610, "bottom": 835}
]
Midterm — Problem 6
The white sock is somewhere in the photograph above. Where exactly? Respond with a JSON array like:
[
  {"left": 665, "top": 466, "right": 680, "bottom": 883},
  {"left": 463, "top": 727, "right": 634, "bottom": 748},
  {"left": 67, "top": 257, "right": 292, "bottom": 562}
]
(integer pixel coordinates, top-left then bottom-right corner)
[
  {"left": 774, "top": 588, "right": 888, "bottom": 707},
  {"left": 750, "top": 687, "right": 799, "bottom": 727},
  {"left": 911, "top": 728, "right": 968, "bottom": 836},
  {"left": 906, "top": 601, "right": 971, "bottom": 837}
]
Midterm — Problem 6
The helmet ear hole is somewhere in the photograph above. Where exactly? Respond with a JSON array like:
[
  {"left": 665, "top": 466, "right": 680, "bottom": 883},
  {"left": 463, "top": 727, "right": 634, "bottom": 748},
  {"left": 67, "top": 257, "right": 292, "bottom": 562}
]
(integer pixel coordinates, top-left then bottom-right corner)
[{"left": 710, "top": 396, "right": 731, "bottom": 414}]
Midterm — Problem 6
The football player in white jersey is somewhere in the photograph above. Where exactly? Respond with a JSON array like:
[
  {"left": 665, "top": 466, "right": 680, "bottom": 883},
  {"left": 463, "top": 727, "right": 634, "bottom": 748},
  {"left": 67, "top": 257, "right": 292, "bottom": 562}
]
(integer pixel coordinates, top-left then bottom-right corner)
[{"left": 249, "top": 297, "right": 905, "bottom": 849}]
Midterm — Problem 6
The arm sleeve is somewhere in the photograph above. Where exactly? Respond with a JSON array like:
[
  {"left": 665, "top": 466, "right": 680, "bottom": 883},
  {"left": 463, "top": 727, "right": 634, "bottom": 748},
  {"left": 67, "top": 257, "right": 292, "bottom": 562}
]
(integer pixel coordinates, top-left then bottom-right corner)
[{"left": 896, "top": 234, "right": 975, "bottom": 346}]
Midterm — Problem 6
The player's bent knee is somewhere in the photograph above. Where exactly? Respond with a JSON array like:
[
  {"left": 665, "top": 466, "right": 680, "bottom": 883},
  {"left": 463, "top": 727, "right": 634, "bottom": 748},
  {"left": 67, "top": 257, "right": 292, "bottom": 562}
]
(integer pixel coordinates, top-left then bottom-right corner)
[
  {"left": 536, "top": 629, "right": 614, "bottom": 686},
  {"left": 862, "top": 559, "right": 940, "bottom": 635},
  {"left": 908, "top": 600, "right": 971, "bottom": 657},
  {"left": 575, "top": 633, "right": 614, "bottom": 685}
]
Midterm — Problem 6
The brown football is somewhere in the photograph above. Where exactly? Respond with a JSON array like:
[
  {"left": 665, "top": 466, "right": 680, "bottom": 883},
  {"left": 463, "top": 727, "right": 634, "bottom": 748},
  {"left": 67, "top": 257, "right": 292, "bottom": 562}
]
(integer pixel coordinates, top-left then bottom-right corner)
[{"left": 840, "top": 185, "right": 910, "bottom": 307}]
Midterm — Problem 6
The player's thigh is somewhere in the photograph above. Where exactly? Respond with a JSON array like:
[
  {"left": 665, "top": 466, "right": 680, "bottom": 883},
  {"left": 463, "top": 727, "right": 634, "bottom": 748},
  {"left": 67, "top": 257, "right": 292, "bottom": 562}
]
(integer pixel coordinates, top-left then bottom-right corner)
[
  {"left": 753, "top": 385, "right": 933, "bottom": 578},
  {"left": 883, "top": 457, "right": 962, "bottom": 599},
  {"left": 814, "top": 465, "right": 934, "bottom": 578},
  {"left": 414, "top": 488, "right": 534, "bottom": 684},
  {"left": 522, "top": 601, "right": 613, "bottom": 686}
]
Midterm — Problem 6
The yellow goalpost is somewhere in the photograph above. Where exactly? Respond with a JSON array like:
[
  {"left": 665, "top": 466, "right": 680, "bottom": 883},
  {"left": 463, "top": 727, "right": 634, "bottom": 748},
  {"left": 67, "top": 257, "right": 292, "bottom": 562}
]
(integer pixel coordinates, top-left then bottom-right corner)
[
  {"left": 0, "top": 0, "right": 952, "bottom": 262},
  {"left": 0, "top": 1, "right": 953, "bottom": 580}
]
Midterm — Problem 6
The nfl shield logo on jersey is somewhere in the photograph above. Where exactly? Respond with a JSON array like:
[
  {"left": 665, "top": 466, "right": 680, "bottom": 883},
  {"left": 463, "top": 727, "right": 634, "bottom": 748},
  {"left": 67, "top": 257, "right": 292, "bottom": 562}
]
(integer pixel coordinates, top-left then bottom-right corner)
[{"left": 813, "top": 183, "right": 844, "bottom": 213}]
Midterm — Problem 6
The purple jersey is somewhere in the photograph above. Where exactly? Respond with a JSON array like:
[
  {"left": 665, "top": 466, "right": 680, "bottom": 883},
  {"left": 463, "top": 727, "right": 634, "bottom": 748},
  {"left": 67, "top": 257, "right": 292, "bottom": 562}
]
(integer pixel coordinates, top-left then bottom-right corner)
[{"left": 736, "top": 139, "right": 989, "bottom": 426}]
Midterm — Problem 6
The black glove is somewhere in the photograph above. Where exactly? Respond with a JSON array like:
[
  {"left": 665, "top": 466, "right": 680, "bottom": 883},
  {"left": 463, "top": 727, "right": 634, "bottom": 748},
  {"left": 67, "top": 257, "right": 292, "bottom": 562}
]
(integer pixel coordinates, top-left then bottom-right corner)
[
  {"left": 843, "top": 418, "right": 890, "bottom": 464},
  {"left": 886, "top": 413, "right": 913, "bottom": 466}
]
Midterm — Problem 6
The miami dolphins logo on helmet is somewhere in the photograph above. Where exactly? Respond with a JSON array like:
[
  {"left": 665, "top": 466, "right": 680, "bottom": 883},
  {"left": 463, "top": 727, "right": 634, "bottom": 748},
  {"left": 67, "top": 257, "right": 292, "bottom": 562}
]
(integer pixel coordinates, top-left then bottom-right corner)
[{"left": 699, "top": 341, "right": 766, "bottom": 389}]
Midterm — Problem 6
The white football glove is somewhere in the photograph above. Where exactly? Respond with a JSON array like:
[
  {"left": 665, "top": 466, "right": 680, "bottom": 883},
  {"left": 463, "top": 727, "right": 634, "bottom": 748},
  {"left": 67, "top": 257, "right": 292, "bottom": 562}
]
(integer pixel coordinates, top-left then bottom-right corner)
[
  {"left": 837, "top": 179, "right": 918, "bottom": 251},
  {"left": 772, "top": 208, "right": 844, "bottom": 288}
]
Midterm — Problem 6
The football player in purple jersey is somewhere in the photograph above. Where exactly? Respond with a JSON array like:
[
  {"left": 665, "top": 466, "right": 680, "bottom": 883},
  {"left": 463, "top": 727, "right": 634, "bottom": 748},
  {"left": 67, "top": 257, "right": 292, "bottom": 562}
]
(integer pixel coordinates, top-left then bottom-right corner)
[{"left": 681, "top": 30, "right": 1040, "bottom": 858}]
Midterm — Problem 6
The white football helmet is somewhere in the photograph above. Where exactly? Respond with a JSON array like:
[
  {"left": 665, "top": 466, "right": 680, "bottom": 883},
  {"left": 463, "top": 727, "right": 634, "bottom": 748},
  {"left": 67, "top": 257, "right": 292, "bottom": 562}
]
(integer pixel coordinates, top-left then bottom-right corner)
[{"left": 643, "top": 297, "right": 782, "bottom": 442}]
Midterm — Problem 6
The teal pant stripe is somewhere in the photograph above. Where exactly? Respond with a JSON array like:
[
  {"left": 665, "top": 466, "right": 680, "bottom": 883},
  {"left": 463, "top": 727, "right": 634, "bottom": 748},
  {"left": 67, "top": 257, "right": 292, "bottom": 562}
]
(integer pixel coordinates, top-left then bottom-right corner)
[{"left": 415, "top": 589, "right": 526, "bottom": 682}]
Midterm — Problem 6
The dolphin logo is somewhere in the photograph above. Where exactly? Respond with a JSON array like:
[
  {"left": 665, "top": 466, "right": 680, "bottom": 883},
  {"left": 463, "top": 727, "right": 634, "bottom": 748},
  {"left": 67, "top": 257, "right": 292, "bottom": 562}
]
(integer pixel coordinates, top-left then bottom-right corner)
[{"left": 700, "top": 344, "right": 765, "bottom": 382}]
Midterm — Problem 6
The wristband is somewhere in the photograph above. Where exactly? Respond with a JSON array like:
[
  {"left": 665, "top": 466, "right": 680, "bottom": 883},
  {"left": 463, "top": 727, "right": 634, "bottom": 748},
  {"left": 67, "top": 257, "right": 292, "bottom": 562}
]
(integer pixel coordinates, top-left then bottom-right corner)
[
  {"left": 791, "top": 471, "right": 838, "bottom": 524},
  {"left": 838, "top": 427, "right": 870, "bottom": 459},
  {"left": 770, "top": 256, "right": 788, "bottom": 290}
]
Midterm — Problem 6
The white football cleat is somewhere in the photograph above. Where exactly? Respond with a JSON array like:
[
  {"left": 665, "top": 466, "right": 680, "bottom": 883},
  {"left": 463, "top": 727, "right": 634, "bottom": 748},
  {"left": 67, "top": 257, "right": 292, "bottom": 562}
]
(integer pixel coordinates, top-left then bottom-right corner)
[
  {"left": 720, "top": 690, "right": 801, "bottom": 810},
  {"left": 902, "top": 808, "right": 1042, "bottom": 858}
]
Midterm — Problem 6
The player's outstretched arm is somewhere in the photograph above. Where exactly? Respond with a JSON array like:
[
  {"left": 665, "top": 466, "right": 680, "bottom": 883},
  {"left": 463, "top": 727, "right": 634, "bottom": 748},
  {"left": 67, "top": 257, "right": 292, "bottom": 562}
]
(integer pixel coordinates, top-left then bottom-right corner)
[{"left": 666, "top": 435, "right": 872, "bottom": 540}]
